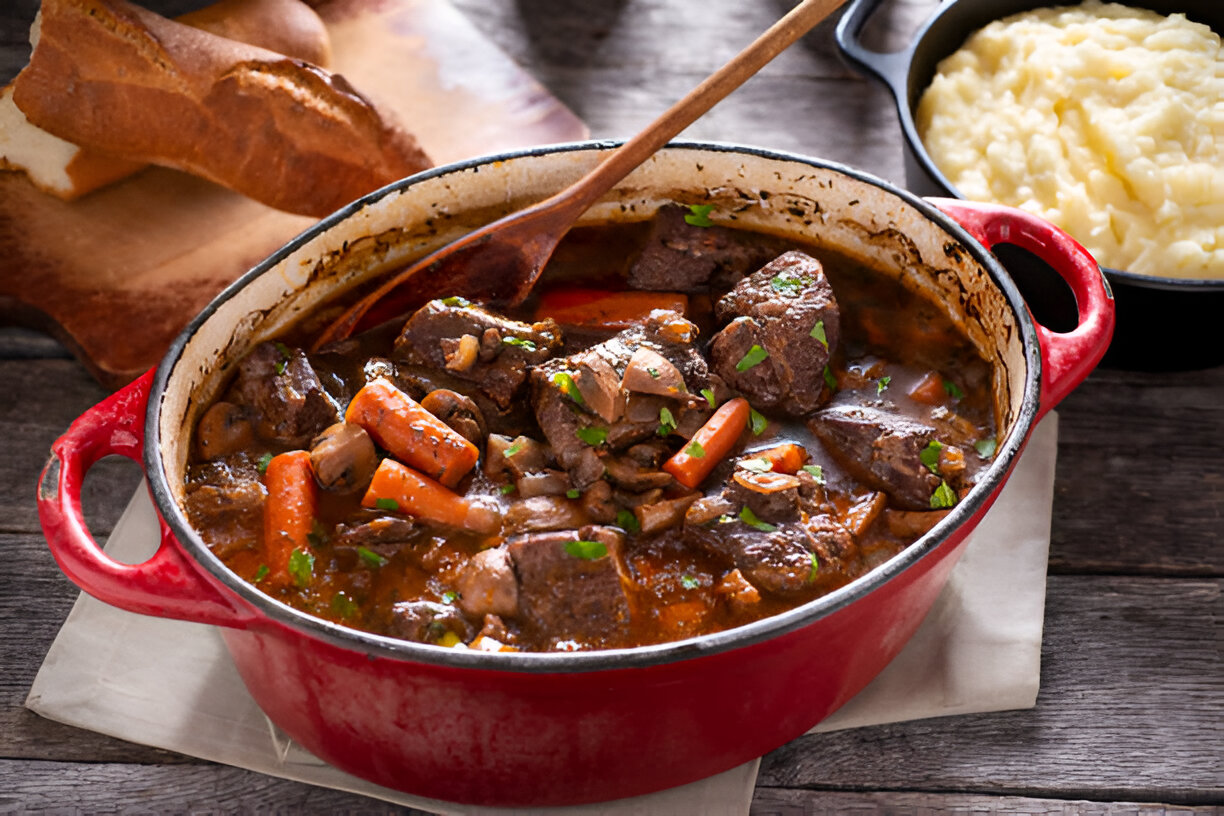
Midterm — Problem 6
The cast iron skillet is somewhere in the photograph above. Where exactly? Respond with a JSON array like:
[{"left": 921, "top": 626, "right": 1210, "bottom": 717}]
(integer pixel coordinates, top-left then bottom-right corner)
[{"left": 836, "top": 0, "right": 1224, "bottom": 370}]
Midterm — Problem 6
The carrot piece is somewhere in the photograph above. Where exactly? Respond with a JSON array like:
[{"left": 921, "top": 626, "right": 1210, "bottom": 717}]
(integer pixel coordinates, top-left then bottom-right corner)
[
  {"left": 745, "top": 441, "right": 807, "bottom": 475},
  {"left": 362, "top": 458, "right": 500, "bottom": 533},
  {"left": 663, "top": 397, "right": 751, "bottom": 489},
  {"left": 262, "top": 450, "right": 318, "bottom": 590},
  {"left": 908, "top": 371, "right": 947, "bottom": 406},
  {"left": 345, "top": 378, "right": 479, "bottom": 488},
  {"left": 535, "top": 288, "right": 687, "bottom": 329}
]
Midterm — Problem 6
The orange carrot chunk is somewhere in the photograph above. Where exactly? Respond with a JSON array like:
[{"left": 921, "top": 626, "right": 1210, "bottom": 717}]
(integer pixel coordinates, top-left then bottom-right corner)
[
  {"left": 535, "top": 288, "right": 688, "bottom": 329},
  {"left": 345, "top": 378, "right": 479, "bottom": 488},
  {"left": 362, "top": 458, "right": 500, "bottom": 534},
  {"left": 908, "top": 371, "right": 947, "bottom": 406},
  {"left": 745, "top": 441, "right": 807, "bottom": 475},
  {"left": 262, "top": 450, "right": 318, "bottom": 590},
  {"left": 663, "top": 397, "right": 751, "bottom": 489}
]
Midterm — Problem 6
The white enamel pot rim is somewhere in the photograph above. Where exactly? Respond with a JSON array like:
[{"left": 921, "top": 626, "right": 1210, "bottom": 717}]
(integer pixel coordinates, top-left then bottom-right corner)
[{"left": 145, "top": 140, "right": 1047, "bottom": 672}]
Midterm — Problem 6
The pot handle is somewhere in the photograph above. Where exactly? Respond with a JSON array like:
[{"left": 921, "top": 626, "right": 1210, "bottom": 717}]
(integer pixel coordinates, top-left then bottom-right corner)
[
  {"left": 833, "top": 0, "right": 909, "bottom": 97},
  {"left": 930, "top": 198, "right": 1115, "bottom": 418},
  {"left": 37, "top": 369, "right": 255, "bottom": 629}
]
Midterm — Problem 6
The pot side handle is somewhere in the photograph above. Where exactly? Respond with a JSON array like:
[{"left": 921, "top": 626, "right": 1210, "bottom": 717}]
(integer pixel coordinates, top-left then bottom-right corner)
[
  {"left": 37, "top": 369, "right": 255, "bottom": 629},
  {"left": 930, "top": 198, "right": 1115, "bottom": 418},
  {"left": 833, "top": 0, "right": 909, "bottom": 97}
]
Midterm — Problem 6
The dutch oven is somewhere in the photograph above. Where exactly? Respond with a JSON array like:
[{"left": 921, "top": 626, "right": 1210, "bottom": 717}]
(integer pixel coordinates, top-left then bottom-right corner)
[
  {"left": 835, "top": 0, "right": 1224, "bottom": 370},
  {"left": 37, "top": 143, "right": 1114, "bottom": 807}
]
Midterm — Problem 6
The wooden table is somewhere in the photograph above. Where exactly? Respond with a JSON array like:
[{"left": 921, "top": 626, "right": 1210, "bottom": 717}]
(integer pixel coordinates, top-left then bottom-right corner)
[{"left": 2, "top": 1, "right": 1220, "bottom": 812}]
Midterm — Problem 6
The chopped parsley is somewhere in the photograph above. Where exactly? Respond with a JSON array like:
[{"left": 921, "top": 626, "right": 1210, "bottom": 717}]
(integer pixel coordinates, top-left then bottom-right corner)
[
  {"left": 288, "top": 548, "right": 315, "bottom": 587},
  {"left": 504, "top": 439, "right": 525, "bottom": 458},
  {"left": 576, "top": 426, "right": 608, "bottom": 446},
  {"left": 877, "top": 375, "right": 891, "bottom": 395},
  {"left": 737, "top": 457, "right": 773, "bottom": 473},
  {"left": 700, "top": 387, "right": 717, "bottom": 408},
  {"left": 930, "top": 480, "right": 958, "bottom": 509},
  {"left": 919, "top": 440, "right": 943, "bottom": 475},
  {"left": 809, "top": 320, "right": 828, "bottom": 347},
  {"left": 440, "top": 590, "right": 459, "bottom": 605},
  {"left": 647, "top": 367, "right": 660, "bottom": 378},
  {"left": 658, "top": 406, "right": 676, "bottom": 436},
  {"left": 502, "top": 336, "right": 537, "bottom": 352},
  {"left": 975, "top": 437, "right": 998, "bottom": 459},
  {"left": 802, "top": 464, "right": 826, "bottom": 484},
  {"left": 253, "top": 564, "right": 269, "bottom": 584},
  {"left": 616, "top": 509, "right": 641, "bottom": 533},
  {"left": 566, "top": 488, "right": 581, "bottom": 499},
  {"left": 943, "top": 379, "right": 965, "bottom": 400},
  {"left": 684, "top": 440, "right": 706, "bottom": 458},
  {"left": 273, "top": 342, "right": 291, "bottom": 376},
  {"left": 684, "top": 203, "right": 715, "bottom": 228},
  {"left": 375, "top": 497, "right": 400, "bottom": 512},
  {"left": 274, "top": 360, "right": 287, "bottom": 376},
  {"left": 681, "top": 575, "right": 700, "bottom": 590},
  {"left": 823, "top": 365, "right": 837, "bottom": 392},
  {"left": 735, "top": 344, "right": 769, "bottom": 372},
  {"left": 500, "top": 483, "right": 516, "bottom": 495},
  {"left": 738, "top": 506, "right": 777, "bottom": 532},
  {"left": 357, "top": 546, "right": 388, "bottom": 568},
  {"left": 256, "top": 452, "right": 273, "bottom": 475},
  {"left": 749, "top": 407, "right": 768, "bottom": 436},
  {"left": 440, "top": 296, "right": 471, "bottom": 307},
  {"left": 807, "top": 551, "right": 820, "bottom": 583},
  {"left": 331, "top": 591, "right": 358, "bottom": 619},
  {"left": 769, "top": 270, "right": 809, "bottom": 294},
  {"left": 552, "top": 371, "right": 585, "bottom": 406},
  {"left": 564, "top": 539, "right": 608, "bottom": 560}
]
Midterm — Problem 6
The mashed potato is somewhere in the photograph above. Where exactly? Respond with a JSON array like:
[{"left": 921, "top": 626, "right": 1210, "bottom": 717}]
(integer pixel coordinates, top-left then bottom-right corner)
[{"left": 916, "top": 1, "right": 1224, "bottom": 279}]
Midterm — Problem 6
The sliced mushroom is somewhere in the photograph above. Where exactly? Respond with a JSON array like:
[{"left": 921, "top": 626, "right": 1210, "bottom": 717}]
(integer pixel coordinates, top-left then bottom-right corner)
[
  {"left": 457, "top": 547, "right": 519, "bottom": 618},
  {"left": 421, "top": 388, "right": 487, "bottom": 447},
  {"left": 573, "top": 355, "right": 624, "bottom": 423},
  {"left": 309, "top": 421, "right": 378, "bottom": 493},
  {"left": 515, "top": 468, "right": 574, "bottom": 498},
  {"left": 195, "top": 401, "right": 255, "bottom": 460},
  {"left": 634, "top": 494, "right": 699, "bottom": 534},
  {"left": 621, "top": 347, "right": 686, "bottom": 398}
]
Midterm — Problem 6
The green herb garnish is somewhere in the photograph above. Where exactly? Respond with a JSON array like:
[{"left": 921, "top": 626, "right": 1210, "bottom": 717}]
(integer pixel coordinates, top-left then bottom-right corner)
[
  {"left": 647, "top": 367, "right": 660, "bottom": 379},
  {"left": 331, "top": 591, "right": 358, "bottom": 619},
  {"left": 930, "top": 480, "right": 958, "bottom": 509},
  {"left": 802, "top": 464, "right": 826, "bottom": 484},
  {"left": 738, "top": 506, "right": 777, "bottom": 532},
  {"left": 288, "top": 548, "right": 315, "bottom": 587},
  {"left": 274, "top": 360, "right": 287, "bottom": 376},
  {"left": 770, "top": 270, "right": 809, "bottom": 294},
  {"left": 440, "top": 296, "right": 471, "bottom": 307},
  {"left": 274, "top": 341, "right": 292, "bottom": 358},
  {"left": 943, "top": 379, "right": 965, "bottom": 400},
  {"left": 256, "top": 452, "right": 273, "bottom": 475},
  {"left": 253, "top": 564, "right": 269, "bottom": 583},
  {"left": 684, "top": 440, "right": 706, "bottom": 458},
  {"left": 681, "top": 575, "right": 700, "bottom": 590},
  {"left": 576, "top": 426, "right": 608, "bottom": 446},
  {"left": 735, "top": 344, "right": 769, "bottom": 372},
  {"left": 809, "top": 321, "right": 828, "bottom": 347},
  {"left": 375, "top": 497, "right": 400, "bottom": 512},
  {"left": 700, "top": 387, "right": 717, "bottom": 408},
  {"left": 500, "top": 483, "right": 517, "bottom": 495},
  {"left": 684, "top": 203, "right": 715, "bottom": 228},
  {"left": 502, "top": 336, "right": 537, "bottom": 352},
  {"left": 807, "top": 551, "right": 820, "bottom": 583},
  {"left": 919, "top": 439, "right": 943, "bottom": 475},
  {"left": 975, "top": 437, "right": 998, "bottom": 459},
  {"left": 504, "top": 439, "right": 525, "bottom": 458},
  {"left": 877, "top": 375, "right": 891, "bottom": 395},
  {"left": 823, "top": 365, "right": 837, "bottom": 392},
  {"left": 616, "top": 509, "right": 641, "bottom": 533},
  {"left": 749, "top": 407, "right": 768, "bottom": 436},
  {"left": 441, "top": 591, "right": 459, "bottom": 605},
  {"left": 564, "top": 539, "right": 608, "bottom": 560},
  {"left": 737, "top": 457, "right": 772, "bottom": 473},
  {"left": 658, "top": 406, "right": 677, "bottom": 436},
  {"left": 566, "top": 488, "right": 581, "bottom": 499},
  {"left": 552, "top": 371, "right": 585, "bottom": 406},
  {"left": 357, "top": 546, "right": 387, "bottom": 568}
]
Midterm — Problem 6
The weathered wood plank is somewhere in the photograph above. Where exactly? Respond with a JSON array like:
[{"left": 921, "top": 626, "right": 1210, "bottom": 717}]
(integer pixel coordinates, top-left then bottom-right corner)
[
  {"left": 751, "top": 789, "right": 1224, "bottom": 815},
  {"left": 758, "top": 576, "right": 1224, "bottom": 805}
]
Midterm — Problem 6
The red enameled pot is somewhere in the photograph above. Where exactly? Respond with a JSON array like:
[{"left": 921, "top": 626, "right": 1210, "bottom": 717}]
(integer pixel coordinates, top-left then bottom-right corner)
[{"left": 37, "top": 143, "right": 1113, "bottom": 807}]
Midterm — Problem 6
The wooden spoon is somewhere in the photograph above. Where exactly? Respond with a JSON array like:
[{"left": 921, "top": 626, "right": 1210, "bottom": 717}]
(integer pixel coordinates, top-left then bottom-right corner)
[{"left": 313, "top": 0, "right": 847, "bottom": 348}]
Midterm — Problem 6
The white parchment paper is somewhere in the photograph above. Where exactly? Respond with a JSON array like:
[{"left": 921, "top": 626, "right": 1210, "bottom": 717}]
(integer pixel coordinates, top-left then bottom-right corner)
[{"left": 27, "top": 415, "right": 1058, "bottom": 815}]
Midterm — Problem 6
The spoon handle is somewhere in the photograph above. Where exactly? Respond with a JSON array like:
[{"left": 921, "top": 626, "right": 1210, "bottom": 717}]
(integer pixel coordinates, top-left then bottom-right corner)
[{"left": 554, "top": 0, "right": 848, "bottom": 214}]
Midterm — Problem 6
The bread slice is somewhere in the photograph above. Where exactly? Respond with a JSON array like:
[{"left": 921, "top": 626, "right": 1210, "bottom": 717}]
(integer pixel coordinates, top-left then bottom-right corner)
[{"left": 11, "top": 0, "right": 431, "bottom": 216}]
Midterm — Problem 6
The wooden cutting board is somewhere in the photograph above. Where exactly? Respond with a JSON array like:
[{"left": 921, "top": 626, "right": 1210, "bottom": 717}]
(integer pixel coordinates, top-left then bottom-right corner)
[{"left": 0, "top": 0, "right": 587, "bottom": 389}]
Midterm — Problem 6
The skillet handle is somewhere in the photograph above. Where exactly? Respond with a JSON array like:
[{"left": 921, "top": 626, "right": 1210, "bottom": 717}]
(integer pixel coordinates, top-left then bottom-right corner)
[
  {"left": 37, "top": 369, "right": 255, "bottom": 629},
  {"left": 833, "top": 0, "right": 910, "bottom": 96},
  {"left": 931, "top": 198, "right": 1115, "bottom": 419}
]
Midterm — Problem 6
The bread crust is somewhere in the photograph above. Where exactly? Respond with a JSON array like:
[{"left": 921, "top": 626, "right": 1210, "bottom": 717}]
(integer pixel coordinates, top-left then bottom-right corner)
[{"left": 11, "top": 0, "right": 431, "bottom": 216}]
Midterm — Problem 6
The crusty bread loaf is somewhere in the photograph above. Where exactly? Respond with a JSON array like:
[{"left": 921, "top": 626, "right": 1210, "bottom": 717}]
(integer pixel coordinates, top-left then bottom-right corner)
[
  {"left": 0, "top": 0, "right": 334, "bottom": 201},
  {"left": 11, "top": 0, "right": 431, "bottom": 217}
]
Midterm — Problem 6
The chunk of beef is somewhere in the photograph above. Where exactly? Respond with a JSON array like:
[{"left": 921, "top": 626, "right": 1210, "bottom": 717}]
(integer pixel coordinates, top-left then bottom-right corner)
[
  {"left": 234, "top": 342, "right": 341, "bottom": 447},
  {"left": 507, "top": 527, "right": 631, "bottom": 642},
  {"left": 183, "top": 456, "right": 266, "bottom": 559},
  {"left": 709, "top": 251, "right": 840, "bottom": 416},
  {"left": 628, "top": 204, "right": 789, "bottom": 293},
  {"left": 388, "top": 601, "right": 475, "bottom": 644},
  {"left": 808, "top": 404, "right": 948, "bottom": 511},
  {"left": 394, "top": 299, "right": 562, "bottom": 410},
  {"left": 333, "top": 515, "right": 417, "bottom": 554},
  {"left": 725, "top": 469, "right": 803, "bottom": 524},
  {"left": 456, "top": 547, "right": 519, "bottom": 619}
]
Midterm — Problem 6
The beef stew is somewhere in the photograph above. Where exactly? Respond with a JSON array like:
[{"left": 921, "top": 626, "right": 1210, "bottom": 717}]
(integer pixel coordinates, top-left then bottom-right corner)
[{"left": 183, "top": 205, "right": 997, "bottom": 653}]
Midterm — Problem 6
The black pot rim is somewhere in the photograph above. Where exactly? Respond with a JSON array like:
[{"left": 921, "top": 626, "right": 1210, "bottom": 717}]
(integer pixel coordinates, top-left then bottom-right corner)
[{"left": 146, "top": 140, "right": 1044, "bottom": 674}]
